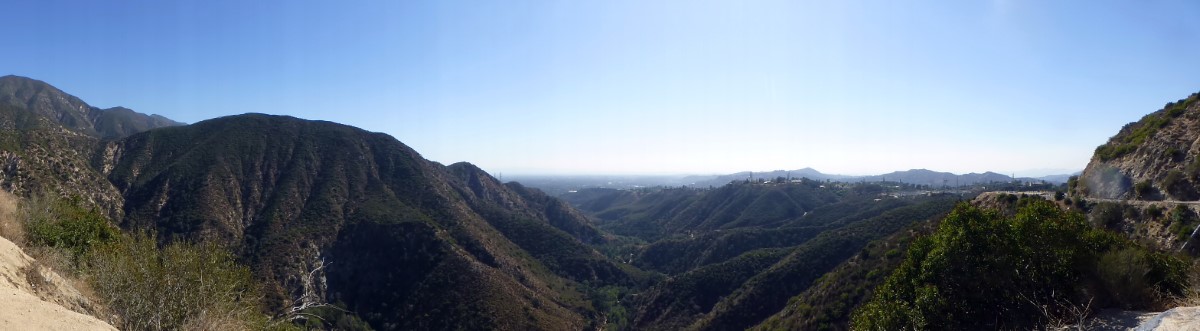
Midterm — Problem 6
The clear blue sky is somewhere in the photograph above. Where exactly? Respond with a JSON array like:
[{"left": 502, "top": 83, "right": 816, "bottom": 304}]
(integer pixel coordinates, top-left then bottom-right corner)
[{"left": 5, "top": 1, "right": 1199, "bottom": 176}]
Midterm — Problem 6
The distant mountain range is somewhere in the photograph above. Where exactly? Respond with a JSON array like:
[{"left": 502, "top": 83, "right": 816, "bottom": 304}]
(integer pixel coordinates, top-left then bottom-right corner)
[
  {"left": 690, "top": 168, "right": 1078, "bottom": 188},
  {"left": 513, "top": 168, "right": 1078, "bottom": 196},
  {"left": 687, "top": 167, "right": 852, "bottom": 186}
]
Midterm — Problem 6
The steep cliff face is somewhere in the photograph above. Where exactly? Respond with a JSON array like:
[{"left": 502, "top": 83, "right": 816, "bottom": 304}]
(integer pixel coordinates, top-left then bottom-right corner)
[
  {"left": 100, "top": 114, "right": 625, "bottom": 330},
  {"left": 1079, "top": 92, "right": 1200, "bottom": 200}
]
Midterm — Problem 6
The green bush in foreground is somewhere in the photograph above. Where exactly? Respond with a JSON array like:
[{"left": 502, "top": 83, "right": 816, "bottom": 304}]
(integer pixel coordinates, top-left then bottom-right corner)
[
  {"left": 87, "top": 232, "right": 283, "bottom": 331},
  {"left": 23, "top": 195, "right": 119, "bottom": 265},
  {"left": 852, "top": 200, "right": 1186, "bottom": 330},
  {"left": 17, "top": 195, "right": 304, "bottom": 331}
]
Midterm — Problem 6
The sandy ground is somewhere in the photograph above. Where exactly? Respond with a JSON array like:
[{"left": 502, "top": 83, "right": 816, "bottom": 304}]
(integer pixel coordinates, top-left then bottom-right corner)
[
  {"left": 0, "top": 235, "right": 116, "bottom": 330},
  {"left": 1136, "top": 307, "right": 1200, "bottom": 331},
  {"left": 1060, "top": 308, "right": 1200, "bottom": 331},
  {"left": 1073, "top": 309, "right": 1161, "bottom": 330},
  {"left": 0, "top": 286, "right": 116, "bottom": 330}
]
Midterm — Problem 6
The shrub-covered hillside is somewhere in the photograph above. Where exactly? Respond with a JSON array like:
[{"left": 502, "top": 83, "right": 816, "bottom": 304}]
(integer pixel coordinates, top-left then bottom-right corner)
[{"left": 853, "top": 199, "right": 1187, "bottom": 330}]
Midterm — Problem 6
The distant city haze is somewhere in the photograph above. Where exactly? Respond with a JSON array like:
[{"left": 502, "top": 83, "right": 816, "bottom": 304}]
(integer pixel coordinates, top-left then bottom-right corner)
[{"left": 5, "top": 1, "right": 1199, "bottom": 175}]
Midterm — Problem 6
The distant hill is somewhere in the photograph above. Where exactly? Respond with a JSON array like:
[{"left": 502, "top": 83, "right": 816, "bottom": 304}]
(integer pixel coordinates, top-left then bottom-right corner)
[
  {"left": 694, "top": 168, "right": 1068, "bottom": 188},
  {"left": 859, "top": 169, "right": 1019, "bottom": 186},
  {"left": 507, "top": 174, "right": 701, "bottom": 196},
  {"left": 692, "top": 168, "right": 850, "bottom": 186},
  {"left": 561, "top": 182, "right": 959, "bottom": 330},
  {"left": 1036, "top": 172, "right": 1080, "bottom": 184},
  {"left": 0, "top": 75, "right": 181, "bottom": 139},
  {"left": 567, "top": 181, "right": 842, "bottom": 241},
  {"left": 512, "top": 167, "right": 1075, "bottom": 196}
]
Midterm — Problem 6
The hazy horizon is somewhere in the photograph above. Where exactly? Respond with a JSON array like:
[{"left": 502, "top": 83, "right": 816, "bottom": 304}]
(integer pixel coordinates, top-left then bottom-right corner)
[
  {"left": 501, "top": 167, "right": 1082, "bottom": 178},
  {"left": 6, "top": 1, "right": 1199, "bottom": 175}
]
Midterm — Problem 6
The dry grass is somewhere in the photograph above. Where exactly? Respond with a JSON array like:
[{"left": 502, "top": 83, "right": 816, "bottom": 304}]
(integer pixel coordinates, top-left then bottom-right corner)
[
  {"left": 1173, "top": 264, "right": 1200, "bottom": 307},
  {"left": 181, "top": 309, "right": 256, "bottom": 331},
  {"left": 0, "top": 190, "right": 22, "bottom": 246}
]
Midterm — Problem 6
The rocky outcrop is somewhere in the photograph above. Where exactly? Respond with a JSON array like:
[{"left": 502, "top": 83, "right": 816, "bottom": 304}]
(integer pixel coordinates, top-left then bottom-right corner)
[{"left": 1078, "top": 93, "right": 1200, "bottom": 200}]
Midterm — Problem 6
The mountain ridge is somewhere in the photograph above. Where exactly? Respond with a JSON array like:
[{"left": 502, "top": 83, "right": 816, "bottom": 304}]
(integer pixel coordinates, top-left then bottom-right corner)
[
  {"left": 0, "top": 75, "right": 183, "bottom": 139},
  {"left": 99, "top": 112, "right": 637, "bottom": 329}
]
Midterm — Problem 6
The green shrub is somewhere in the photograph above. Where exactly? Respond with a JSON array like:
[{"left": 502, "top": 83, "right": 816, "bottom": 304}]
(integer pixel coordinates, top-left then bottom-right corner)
[
  {"left": 1134, "top": 181, "right": 1154, "bottom": 200},
  {"left": 1187, "top": 159, "right": 1200, "bottom": 181},
  {"left": 1167, "top": 206, "right": 1199, "bottom": 241},
  {"left": 1090, "top": 203, "right": 1125, "bottom": 230},
  {"left": 852, "top": 201, "right": 1187, "bottom": 330},
  {"left": 1096, "top": 113, "right": 1174, "bottom": 161},
  {"left": 1168, "top": 105, "right": 1187, "bottom": 118},
  {"left": 1162, "top": 170, "right": 1197, "bottom": 201},
  {"left": 1147, "top": 205, "right": 1164, "bottom": 219},
  {"left": 88, "top": 233, "right": 281, "bottom": 331},
  {"left": 22, "top": 195, "right": 119, "bottom": 265},
  {"left": 14, "top": 195, "right": 302, "bottom": 330},
  {"left": 1094, "top": 248, "right": 1184, "bottom": 309}
]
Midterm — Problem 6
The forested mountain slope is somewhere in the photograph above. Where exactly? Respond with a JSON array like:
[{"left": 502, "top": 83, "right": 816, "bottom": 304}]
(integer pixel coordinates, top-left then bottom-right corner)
[{"left": 100, "top": 113, "right": 638, "bottom": 330}]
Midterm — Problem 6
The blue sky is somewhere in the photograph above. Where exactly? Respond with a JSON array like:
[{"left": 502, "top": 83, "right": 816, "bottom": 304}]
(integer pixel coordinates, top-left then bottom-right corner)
[{"left": 5, "top": 1, "right": 1199, "bottom": 176}]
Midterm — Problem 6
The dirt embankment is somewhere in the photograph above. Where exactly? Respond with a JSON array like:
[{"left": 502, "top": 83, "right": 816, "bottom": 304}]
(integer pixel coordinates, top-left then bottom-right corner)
[{"left": 0, "top": 191, "right": 116, "bottom": 331}]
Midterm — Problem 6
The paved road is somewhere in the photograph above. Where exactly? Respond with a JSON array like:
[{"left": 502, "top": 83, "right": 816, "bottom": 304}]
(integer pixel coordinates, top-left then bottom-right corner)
[
  {"left": 1082, "top": 197, "right": 1200, "bottom": 207},
  {"left": 978, "top": 191, "right": 1057, "bottom": 201},
  {"left": 979, "top": 190, "right": 1200, "bottom": 207}
]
